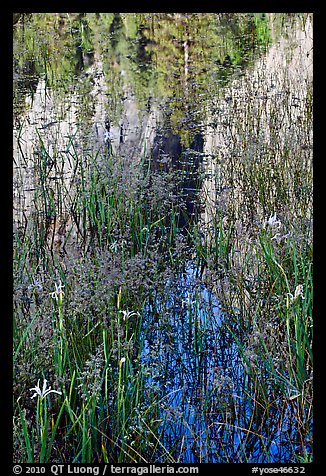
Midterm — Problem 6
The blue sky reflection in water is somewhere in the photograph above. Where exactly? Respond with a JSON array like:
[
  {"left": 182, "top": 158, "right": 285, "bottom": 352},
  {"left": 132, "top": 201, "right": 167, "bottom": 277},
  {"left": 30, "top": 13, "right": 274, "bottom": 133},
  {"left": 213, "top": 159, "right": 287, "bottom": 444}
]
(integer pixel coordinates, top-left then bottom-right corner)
[{"left": 141, "top": 263, "right": 306, "bottom": 463}]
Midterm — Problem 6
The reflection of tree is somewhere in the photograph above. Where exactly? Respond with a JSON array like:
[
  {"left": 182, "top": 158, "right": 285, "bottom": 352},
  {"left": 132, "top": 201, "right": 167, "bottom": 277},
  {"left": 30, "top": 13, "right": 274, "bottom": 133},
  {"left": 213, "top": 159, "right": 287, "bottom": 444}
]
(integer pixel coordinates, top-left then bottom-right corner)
[
  {"left": 13, "top": 14, "right": 82, "bottom": 84},
  {"left": 87, "top": 13, "right": 128, "bottom": 126},
  {"left": 14, "top": 13, "right": 272, "bottom": 142},
  {"left": 13, "top": 13, "right": 93, "bottom": 120},
  {"left": 121, "top": 13, "right": 272, "bottom": 146}
]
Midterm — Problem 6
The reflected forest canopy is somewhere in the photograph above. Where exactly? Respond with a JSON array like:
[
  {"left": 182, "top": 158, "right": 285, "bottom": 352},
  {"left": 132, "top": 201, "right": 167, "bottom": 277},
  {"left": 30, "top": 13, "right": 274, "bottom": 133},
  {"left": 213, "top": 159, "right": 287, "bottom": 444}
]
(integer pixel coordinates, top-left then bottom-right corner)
[{"left": 13, "top": 13, "right": 313, "bottom": 464}]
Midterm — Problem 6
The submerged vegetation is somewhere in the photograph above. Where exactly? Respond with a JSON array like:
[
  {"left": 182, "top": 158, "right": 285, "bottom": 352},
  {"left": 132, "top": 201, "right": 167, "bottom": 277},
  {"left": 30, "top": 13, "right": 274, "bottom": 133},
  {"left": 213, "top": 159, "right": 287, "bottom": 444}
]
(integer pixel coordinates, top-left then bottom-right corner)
[{"left": 13, "top": 13, "right": 313, "bottom": 463}]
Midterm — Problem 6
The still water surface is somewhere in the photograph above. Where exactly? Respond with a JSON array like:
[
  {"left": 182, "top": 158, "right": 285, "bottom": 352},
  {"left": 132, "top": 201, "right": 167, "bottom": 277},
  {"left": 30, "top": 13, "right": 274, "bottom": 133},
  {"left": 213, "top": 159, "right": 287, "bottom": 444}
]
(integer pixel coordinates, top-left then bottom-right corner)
[{"left": 13, "top": 13, "right": 313, "bottom": 463}]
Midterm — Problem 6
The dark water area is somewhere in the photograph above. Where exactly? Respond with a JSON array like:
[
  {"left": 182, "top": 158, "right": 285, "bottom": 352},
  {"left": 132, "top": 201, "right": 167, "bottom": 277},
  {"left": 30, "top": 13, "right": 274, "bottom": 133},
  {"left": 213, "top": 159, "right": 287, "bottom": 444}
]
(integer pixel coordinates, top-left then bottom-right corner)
[{"left": 13, "top": 13, "right": 313, "bottom": 464}]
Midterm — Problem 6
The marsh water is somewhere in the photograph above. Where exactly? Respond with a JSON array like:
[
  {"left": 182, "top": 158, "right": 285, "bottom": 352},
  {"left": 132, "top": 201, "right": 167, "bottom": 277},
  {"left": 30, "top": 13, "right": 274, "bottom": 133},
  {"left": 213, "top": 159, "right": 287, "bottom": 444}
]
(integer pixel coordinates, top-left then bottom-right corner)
[{"left": 13, "top": 14, "right": 313, "bottom": 463}]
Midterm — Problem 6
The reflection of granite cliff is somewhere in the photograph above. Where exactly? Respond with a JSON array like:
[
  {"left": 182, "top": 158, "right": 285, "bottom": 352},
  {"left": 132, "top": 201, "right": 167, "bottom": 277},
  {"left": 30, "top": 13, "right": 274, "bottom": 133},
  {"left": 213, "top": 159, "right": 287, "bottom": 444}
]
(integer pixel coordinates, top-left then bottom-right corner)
[{"left": 90, "top": 62, "right": 160, "bottom": 161}]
